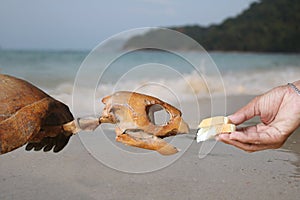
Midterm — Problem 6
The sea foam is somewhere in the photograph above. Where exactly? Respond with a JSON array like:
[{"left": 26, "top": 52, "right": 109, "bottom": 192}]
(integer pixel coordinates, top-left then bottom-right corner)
[{"left": 50, "top": 66, "right": 300, "bottom": 115}]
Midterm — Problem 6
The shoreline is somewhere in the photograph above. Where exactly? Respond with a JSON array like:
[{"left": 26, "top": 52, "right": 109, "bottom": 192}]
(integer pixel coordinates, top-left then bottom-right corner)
[{"left": 0, "top": 95, "right": 299, "bottom": 200}]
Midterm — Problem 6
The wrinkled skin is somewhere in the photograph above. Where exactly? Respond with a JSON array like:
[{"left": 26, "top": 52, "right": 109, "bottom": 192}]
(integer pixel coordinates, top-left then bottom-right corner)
[
  {"left": 0, "top": 74, "right": 74, "bottom": 154},
  {"left": 217, "top": 82, "right": 300, "bottom": 152},
  {"left": 100, "top": 91, "right": 190, "bottom": 155}
]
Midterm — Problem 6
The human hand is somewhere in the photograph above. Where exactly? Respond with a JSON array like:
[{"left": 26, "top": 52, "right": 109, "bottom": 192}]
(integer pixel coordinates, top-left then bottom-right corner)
[{"left": 216, "top": 81, "right": 300, "bottom": 152}]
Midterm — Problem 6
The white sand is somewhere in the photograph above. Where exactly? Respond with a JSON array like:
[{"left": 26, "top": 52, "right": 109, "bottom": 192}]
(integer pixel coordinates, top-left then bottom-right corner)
[{"left": 0, "top": 96, "right": 299, "bottom": 200}]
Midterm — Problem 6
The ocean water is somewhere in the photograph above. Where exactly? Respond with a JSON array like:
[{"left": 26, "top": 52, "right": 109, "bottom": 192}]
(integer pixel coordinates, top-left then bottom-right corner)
[{"left": 0, "top": 49, "right": 300, "bottom": 114}]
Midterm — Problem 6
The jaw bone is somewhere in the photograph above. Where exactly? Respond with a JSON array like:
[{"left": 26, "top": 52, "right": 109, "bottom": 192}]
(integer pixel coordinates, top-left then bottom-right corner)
[{"left": 99, "top": 91, "right": 190, "bottom": 155}]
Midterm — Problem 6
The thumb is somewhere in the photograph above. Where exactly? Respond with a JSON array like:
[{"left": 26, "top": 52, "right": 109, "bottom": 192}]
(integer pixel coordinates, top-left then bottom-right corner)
[{"left": 229, "top": 96, "right": 259, "bottom": 125}]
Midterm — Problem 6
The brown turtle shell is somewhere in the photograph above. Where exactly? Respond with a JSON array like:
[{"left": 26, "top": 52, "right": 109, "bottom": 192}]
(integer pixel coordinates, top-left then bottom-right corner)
[{"left": 0, "top": 74, "right": 74, "bottom": 154}]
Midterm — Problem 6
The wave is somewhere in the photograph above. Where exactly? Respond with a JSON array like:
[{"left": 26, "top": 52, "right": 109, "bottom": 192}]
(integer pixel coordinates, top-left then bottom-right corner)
[{"left": 50, "top": 66, "right": 300, "bottom": 114}]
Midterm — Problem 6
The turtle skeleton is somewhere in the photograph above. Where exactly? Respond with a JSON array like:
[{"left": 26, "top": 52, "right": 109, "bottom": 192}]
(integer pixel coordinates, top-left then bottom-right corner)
[
  {"left": 98, "top": 91, "right": 190, "bottom": 155},
  {"left": 0, "top": 74, "right": 189, "bottom": 155}
]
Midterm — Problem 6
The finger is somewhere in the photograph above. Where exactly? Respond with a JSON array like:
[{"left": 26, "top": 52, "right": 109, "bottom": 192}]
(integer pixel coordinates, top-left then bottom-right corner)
[
  {"left": 229, "top": 128, "right": 264, "bottom": 144},
  {"left": 228, "top": 96, "right": 260, "bottom": 125},
  {"left": 217, "top": 133, "right": 272, "bottom": 152},
  {"left": 230, "top": 124, "right": 284, "bottom": 145}
]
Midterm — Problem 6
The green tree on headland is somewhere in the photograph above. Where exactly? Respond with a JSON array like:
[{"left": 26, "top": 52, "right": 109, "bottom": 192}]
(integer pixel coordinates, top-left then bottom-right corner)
[{"left": 124, "top": 0, "right": 300, "bottom": 52}]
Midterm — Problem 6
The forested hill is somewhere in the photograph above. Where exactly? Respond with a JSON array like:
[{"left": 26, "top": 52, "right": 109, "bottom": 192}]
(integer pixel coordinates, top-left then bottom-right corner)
[{"left": 124, "top": 0, "right": 300, "bottom": 52}]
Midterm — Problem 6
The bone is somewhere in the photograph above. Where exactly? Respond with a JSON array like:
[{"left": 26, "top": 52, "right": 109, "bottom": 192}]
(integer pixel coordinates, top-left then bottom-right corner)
[
  {"left": 77, "top": 116, "right": 100, "bottom": 131},
  {"left": 99, "top": 91, "right": 189, "bottom": 155},
  {"left": 62, "top": 120, "right": 81, "bottom": 134},
  {"left": 61, "top": 91, "right": 189, "bottom": 156},
  {"left": 116, "top": 130, "right": 179, "bottom": 155},
  {"left": 62, "top": 116, "right": 101, "bottom": 134}
]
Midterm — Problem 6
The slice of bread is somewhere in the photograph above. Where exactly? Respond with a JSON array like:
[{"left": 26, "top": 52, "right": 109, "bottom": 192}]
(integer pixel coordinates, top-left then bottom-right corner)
[
  {"left": 197, "top": 116, "right": 236, "bottom": 142},
  {"left": 198, "top": 116, "right": 231, "bottom": 128}
]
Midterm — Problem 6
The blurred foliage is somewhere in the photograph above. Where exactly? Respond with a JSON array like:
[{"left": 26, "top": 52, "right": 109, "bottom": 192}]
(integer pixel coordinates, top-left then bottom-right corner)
[{"left": 124, "top": 0, "right": 300, "bottom": 52}]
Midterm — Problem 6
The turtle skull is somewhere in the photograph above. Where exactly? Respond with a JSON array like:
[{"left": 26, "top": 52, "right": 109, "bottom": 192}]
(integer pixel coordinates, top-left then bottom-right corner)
[{"left": 99, "top": 91, "right": 189, "bottom": 155}]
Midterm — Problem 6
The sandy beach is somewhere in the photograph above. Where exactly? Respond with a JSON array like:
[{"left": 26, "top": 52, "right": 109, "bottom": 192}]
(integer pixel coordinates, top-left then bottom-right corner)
[
  {"left": 1, "top": 0, "right": 299, "bottom": 199},
  {"left": 0, "top": 95, "right": 299, "bottom": 200}
]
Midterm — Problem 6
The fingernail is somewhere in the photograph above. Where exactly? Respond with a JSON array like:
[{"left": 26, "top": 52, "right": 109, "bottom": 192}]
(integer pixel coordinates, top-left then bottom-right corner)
[
  {"left": 227, "top": 114, "right": 233, "bottom": 119},
  {"left": 216, "top": 134, "right": 224, "bottom": 141}
]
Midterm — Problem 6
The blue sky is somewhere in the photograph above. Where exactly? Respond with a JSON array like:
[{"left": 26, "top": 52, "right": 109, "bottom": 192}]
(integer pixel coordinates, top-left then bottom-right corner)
[{"left": 0, "top": 0, "right": 257, "bottom": 50}]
